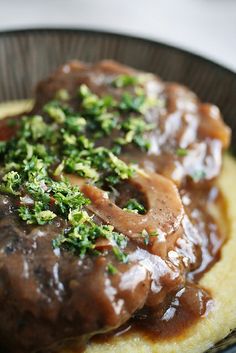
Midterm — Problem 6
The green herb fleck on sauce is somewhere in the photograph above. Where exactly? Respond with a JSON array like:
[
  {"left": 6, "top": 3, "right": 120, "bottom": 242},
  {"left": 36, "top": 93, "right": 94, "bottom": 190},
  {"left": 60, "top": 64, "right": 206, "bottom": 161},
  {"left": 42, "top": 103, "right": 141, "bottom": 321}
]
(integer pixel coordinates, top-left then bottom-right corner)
[
  {"left": 112, "top": 74, "right": 139, "bottom": 88},
  {"left": 0, "top": 80, "right": 162, "bottom": 259},
  {"left": 123, "top": 198, "right": 146, "bottom": 214},
  {"left": 176, "top": 148, "right": 188, "bottom": 157},
  {"left": 0, "top": 171, "right": 21, "bottom": 195},
  {"left": 55, "top": 89, "right": 70, "bottom": 101},
  {"left": 107, "top": 263, "right": 118, "bottom": 275}
]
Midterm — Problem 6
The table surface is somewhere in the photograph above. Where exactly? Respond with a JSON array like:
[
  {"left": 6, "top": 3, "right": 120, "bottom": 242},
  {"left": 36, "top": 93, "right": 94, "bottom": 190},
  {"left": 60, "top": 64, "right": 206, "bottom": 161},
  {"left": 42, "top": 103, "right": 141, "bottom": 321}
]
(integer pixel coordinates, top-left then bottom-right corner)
[{"left": 0, "top": 0, "right": 235, "bottom": 72}]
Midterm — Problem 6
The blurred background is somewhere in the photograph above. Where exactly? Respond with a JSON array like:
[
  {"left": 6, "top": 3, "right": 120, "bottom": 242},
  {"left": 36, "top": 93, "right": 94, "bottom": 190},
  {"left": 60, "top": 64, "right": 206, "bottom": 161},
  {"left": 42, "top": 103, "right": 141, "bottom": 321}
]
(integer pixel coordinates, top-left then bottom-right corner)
[{"left": 0, "top": 0, "right": 235, "bottom": 71}]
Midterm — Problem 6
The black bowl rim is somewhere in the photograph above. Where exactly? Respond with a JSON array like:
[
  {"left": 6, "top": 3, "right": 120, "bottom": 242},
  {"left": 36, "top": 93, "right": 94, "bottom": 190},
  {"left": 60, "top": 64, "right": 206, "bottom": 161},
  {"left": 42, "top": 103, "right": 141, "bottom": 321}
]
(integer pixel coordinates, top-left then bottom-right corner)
[
  {"left": 0, "top": 27, "right": 235, "bottom": 78},
  {"left": 0, "top": 27, "right": 235, "bottom": 353}
]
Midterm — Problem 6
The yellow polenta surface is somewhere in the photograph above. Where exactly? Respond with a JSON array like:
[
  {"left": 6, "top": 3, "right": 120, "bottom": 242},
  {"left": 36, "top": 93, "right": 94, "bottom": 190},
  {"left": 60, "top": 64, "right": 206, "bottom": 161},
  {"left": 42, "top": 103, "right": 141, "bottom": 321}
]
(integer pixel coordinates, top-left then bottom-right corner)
[
  {"left": 0, "top": 100, "right": 33, "bottom": 117},
  {"left": 1, "top": 101, "right": 236, "bottom": 353}
]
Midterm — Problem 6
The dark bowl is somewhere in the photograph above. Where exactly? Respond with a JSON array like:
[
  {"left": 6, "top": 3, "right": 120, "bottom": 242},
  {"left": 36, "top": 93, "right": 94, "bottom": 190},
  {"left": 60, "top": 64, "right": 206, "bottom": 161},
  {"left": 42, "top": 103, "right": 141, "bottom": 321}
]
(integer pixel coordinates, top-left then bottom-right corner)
[{"left": 0, "top": 28, "right": 235, "bottom": 353}]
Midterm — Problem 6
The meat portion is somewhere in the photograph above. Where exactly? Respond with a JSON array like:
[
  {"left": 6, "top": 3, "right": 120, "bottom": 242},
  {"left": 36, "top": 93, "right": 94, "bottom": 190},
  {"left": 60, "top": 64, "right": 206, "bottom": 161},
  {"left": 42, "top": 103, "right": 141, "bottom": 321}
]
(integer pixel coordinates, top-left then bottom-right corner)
[
  {"left": 0, "top": 60, "right": 230, "bottom": 352},
  {"left": 69, "top": 171, "right": 203, "bottom": 306},
  {"left": 33, "top": 60, "right": 231, "bottom": 185},
  {"left": 0, "top": 171, "right": 202, "bottom": 352},
  {"left": 0, "top": 61, "right": 230, "bottom": 186},
  {"left": 0, "top": 195, "right": 149, "bottom": 351},
  {"left": 0, "top": 60, "right": 230, "bottom": 185}
]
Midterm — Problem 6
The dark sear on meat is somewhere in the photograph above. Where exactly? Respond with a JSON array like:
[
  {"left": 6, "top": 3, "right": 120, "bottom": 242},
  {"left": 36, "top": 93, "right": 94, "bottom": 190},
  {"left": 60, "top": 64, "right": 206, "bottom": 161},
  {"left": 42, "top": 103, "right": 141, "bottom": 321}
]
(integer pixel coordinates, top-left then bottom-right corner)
[{"left": 0, "top": 61, "right": 231, "bottom": 353}]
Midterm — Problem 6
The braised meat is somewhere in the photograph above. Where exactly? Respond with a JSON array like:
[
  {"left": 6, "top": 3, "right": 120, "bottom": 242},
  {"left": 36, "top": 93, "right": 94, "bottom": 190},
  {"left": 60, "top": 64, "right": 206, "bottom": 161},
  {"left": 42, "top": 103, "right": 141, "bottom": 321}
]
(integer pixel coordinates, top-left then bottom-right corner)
[
  {"left": 33, "top": 60, "right": 231, "bottom": 185},
  {"left": 0, "top": 60, "right": 230, "bottom": 352}
]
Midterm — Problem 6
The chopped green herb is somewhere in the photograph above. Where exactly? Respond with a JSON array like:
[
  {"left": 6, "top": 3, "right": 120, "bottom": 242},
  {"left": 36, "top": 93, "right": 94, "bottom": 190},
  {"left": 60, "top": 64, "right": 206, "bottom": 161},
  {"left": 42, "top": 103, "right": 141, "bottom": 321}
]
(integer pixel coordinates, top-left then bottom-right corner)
[
  {"left": 0, "top": 80, "right": 160, "bottom": 259},
  {"left": 51, "top": 180, "right": 90, "bottom": 215},
  {"left": 107, "top": 263, "right": 118, "bottom": 275},
  {"left": 112, "top": 74, "right": 138, "bottom": 88},
  {"left": 65, "top": 116, "right": 86, "bottom": 134},
  {"left": 112, "top": 246, "right": 128, "bottom": 263},
  {"left": 121, "top": 117, "right": 154, "bottom": 134},
  {"left": 27, "top": 115, "right": 48, "bottom": 140},
  {"left": 55, "top": 89, "right": 70, "bottom": 101},
  {"left": 52, "top": 224, "right": 99, "bottom": 256},
  {"left": 0, "top": 171, "right": 21, "bottom": 195},
  {"left": 119, "top": 92, "right": 146, "bottom": 112},
  {"left": 176, "top": 148, "right": 188, "bottom": 157},
  {"left": 36, "top": 210, "right": 57, "bottom": 223},
  {"left": 53, "top": 223, "right": 127, "bottom": 258},
  {"left": 18, "top": 204, "right": 56, "bottom": 225},
  {"left": 44, "top": 101, "right": 66, "bottom": 123},
  {"left": 108, "top": 152, "right": 135, "bottom": 180},
  {"left": 94, "top": 112, "right": 118, "bottom": 135},
  {"left": 79, "top": 84, "right": 91, "bottom": 98},
  {"left": 78, "top": 84, "right": 118, "bottom": 136},
  {"left": 68, "top": 209, "right": 91, "bottom": 227},
  {"left": 123, "top": 198, "right": 146, "bottom": 214},
  {"left": 116, "top": 116, "right": 155, "bottom": 151}
]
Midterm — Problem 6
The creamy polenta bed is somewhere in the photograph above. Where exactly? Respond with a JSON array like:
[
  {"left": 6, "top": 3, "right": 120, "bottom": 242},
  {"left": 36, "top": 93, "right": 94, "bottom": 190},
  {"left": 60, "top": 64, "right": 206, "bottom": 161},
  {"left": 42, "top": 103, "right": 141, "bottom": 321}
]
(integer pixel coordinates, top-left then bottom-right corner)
[{"left": 0, "top": 61, "right": 235, "bottom": 353}]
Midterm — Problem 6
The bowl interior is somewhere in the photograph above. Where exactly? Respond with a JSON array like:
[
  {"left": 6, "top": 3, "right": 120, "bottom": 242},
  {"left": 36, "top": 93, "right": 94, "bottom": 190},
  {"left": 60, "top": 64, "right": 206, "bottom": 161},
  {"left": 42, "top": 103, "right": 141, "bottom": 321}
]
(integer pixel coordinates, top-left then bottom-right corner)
[{"left": 0, "top": 28, "right": 235, "bottom": 353}]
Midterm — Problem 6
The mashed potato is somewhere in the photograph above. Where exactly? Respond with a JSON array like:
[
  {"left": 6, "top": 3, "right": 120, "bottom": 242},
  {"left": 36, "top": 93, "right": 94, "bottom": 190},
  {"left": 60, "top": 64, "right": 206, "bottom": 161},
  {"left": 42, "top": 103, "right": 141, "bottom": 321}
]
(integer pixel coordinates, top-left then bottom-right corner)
[{"left": 0, "top": 101, "right": 235, "bottom": 353}]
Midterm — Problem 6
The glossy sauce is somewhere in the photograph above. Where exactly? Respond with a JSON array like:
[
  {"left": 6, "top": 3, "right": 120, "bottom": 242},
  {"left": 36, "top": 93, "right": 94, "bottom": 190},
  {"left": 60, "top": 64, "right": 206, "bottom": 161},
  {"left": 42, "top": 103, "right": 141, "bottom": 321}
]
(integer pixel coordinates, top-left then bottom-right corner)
[
  {"left": 93, "top": 184, "right": 225, "bottom": 345},
  {"left": 0, "top": 60, "right": 230, "bottom": 353},
  {"left": 94, "top": 284, "right": 213, "bottom": 344}
]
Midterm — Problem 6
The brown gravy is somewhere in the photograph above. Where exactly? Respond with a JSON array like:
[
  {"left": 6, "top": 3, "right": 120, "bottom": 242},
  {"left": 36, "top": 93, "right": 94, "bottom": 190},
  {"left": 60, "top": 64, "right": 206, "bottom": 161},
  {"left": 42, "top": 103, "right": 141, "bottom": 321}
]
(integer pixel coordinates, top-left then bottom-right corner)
[
  {"left": 92, "top": 185, "right": 225, "bottom": 345},
  {"left": 0, "top": 60, "right": 230, "bottom": 353}
]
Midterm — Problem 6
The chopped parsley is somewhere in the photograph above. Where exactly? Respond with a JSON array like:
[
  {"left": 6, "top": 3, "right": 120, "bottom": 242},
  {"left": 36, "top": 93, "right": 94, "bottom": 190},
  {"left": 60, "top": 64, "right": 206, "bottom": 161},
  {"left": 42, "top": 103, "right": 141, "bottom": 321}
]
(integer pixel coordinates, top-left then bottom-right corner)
[
  {"left": 112, "top": 74, "right": 139, "bottom": 88},
  {"left": 78, "top": 84, "right": 118, "bottom": 137},
  {"left": 19, "top": 205, "right": 57, "bottom": 225},
  {"left": 55, "top": 89, "right": 70, "bottom": 101},
  {"left": 116, "top": 116, "right": 155, "bottom": 151},
  {"left": 123, "top": 198, "right": 146, "bottom": 214},
  {"left": 119, "top": 92, "right": 146, "bottom": 112},
  {"left": 176, "top": 148, "right": 188, "bottom": 157},
  {"left": 0, "top": 171, "right": 21, "bottom": 195},
  {"left": 112, "top": 246, "right": 128, "bottom": 263},
  {"left": 107, "top": 263, "right": 118, "bottom": 275},
  {"left": 44, "top": 101, "right": 67, "bottom": 124},
  {"left": 78, "top": 83, "right": 157, "bottom": 144},
  {"left": 53, "top": 223, "right": 127, "bottom": 259},
  {"left": 0, "top": 78, "right": 161, "bottom": 259}
]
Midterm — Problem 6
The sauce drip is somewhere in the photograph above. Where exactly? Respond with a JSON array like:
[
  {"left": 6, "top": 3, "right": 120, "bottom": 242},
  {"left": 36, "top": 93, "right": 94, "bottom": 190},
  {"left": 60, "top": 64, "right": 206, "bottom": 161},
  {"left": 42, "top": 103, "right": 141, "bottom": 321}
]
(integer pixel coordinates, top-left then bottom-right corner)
[{"left": 93, "top": 184, "right": 225, "bottom": 346}]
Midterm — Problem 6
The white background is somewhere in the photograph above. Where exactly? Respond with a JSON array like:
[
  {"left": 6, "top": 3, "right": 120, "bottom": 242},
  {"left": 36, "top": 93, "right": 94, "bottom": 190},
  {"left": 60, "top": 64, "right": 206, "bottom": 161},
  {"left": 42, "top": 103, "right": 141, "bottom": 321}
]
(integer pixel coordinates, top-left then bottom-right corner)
[{"left": 0, "top": 0, "right": 236, "bottom": 72}]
